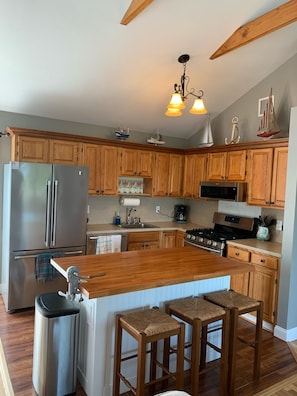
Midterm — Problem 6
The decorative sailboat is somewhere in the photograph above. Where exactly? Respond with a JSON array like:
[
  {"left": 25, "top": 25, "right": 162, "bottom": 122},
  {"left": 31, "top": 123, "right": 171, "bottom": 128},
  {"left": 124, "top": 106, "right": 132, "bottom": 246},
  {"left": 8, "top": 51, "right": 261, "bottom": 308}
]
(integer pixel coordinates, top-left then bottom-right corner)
[
  {"left": 114, "top": 127, "right": 130, "bottom": 140},
  {"left": 147, "top": 131, "right": 165, "bottom": 145},
  {"left": 197, "top": 115, "right": 214, "bottom": 147},
  {"left": 257, "top": 89, "right": 280, "bottom": 138}
]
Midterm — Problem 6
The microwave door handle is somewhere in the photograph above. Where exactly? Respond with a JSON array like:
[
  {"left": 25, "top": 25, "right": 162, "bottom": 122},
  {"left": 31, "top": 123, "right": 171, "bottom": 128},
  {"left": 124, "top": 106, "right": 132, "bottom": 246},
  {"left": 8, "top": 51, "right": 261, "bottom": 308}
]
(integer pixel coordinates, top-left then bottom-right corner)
[
  {"left": 45, "top": 180, "right": 52, "bottom": 248},
  {"left": 51, "top": 180, "right": 58, "bottom": 247}
]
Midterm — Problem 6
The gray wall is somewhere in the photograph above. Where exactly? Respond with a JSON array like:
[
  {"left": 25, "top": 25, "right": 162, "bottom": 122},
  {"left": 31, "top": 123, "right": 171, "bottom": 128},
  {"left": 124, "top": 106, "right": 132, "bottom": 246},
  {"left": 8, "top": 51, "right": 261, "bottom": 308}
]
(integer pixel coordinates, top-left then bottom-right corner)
[{"left": 189, "top": 53, "right": 297, "bottom": 147}]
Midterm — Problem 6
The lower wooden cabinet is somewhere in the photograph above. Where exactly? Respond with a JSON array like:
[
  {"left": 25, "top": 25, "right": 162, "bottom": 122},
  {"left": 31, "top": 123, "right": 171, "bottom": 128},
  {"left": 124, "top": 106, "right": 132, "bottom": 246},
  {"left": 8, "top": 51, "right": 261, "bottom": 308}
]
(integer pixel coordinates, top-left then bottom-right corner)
[
  {"left": 227, "top": 245, "right": 279, "bottom": 325},
  {"left": 160, "top": 231, "right": 176, "bottom": 248},
  {"left": 127, "top": 231, "right": 160, "bottom": 251},
  {"left": 176, "top": 231, "right": 185, "bottom": 247}
]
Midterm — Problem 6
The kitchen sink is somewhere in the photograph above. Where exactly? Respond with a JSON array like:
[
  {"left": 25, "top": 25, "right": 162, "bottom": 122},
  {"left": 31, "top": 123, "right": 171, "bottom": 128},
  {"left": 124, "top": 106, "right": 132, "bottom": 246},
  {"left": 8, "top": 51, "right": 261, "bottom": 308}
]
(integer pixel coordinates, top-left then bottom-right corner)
[{"left": 120, "top": 223, "right": 160, "bottom": 229}]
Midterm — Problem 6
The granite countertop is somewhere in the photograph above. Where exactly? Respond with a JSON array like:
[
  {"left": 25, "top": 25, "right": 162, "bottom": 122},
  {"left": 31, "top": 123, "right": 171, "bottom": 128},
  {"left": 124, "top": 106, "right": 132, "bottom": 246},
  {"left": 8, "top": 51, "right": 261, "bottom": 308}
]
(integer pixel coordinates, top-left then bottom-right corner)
[
  {"left": 227, "top": 238, "right": 282, "bottom": 258},
  {"left": 86, "top": 221, "right": 202, "bottom": 235}
]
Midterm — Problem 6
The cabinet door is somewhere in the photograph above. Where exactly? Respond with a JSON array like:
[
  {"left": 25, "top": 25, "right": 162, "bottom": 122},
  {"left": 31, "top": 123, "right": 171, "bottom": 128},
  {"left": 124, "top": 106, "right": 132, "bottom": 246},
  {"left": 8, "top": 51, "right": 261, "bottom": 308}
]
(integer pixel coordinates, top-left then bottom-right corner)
[
  {"left": 120, "top": 148, "right": 138, "bottom": 176},
  {"left": 227, "top": 246, "right": 251, "bottom": 296},
  {"left": 14, "top": 136, "right": 49, "bottom": 163},
  {"left": 100, "top": 146, "right": 119, "bottom": 195},
  {"left": 247, "top": 148, "right": 273, "bottom": 206},
  {"left": 168, "top": 154, "right": 184, "bottom": 197},
  {"left": 250, "top": 265, "right": 278, "bottom": 324},
  {"left": 153, "top": 152, "right": 170, "bottom": 196},
  {"left": 49, "top": 139, "right": 83, "bottom": 165},
  {"left": 270, "top": 147, "right": 288, "bottom": 208},
  {"left": 176, "top": 231, "right": 185, "bottom": 247},
  {"left": 138, "top": 150, "right": 153, "bottom": 177},
  {"left": 127, "top": 231, "right": 160, "bottom": 251},
  {"left": 207, "top": 152, "right": 227, "bottom": 180},
  {"left": 83, "top": 143, "right": 101, "bottom": 194},
  {"left": 226, "top": 150, "right": 246, "bottom": 181},
  {"left": 183, "top": 154, "right": 207, "bottom": 198},
  {"left": 160, "top": 231, "right": 176, "bottom": 248}
]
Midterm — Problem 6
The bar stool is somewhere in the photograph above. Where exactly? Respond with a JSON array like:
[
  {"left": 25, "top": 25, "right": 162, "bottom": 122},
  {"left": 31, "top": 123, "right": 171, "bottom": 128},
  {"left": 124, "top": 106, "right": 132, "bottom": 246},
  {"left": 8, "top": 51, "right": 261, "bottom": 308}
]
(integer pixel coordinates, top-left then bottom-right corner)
[
  {"left": 204, "top": 290, "right": 263, "bottom": 396},
  {"left": 165, "top": 296, "right": 229, "bottom": 396},
  {"left": 113, "top": 306, "right": 185, "bottom": 396}
]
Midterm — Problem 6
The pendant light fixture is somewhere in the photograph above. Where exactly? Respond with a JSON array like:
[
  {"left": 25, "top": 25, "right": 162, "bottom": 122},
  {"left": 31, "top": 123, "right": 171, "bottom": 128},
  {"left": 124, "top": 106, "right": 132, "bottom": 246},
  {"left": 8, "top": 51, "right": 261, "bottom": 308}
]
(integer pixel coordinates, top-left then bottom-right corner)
[{"left": 165, "top": 54, "right": 207, "bottom": 117}]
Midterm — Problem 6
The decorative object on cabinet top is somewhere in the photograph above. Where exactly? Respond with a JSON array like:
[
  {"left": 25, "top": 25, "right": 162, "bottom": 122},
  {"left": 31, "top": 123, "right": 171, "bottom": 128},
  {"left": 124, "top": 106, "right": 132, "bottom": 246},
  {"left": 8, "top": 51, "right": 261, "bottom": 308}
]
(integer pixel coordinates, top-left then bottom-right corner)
[
  {"left": 197, "top": 114, "right": 214, "bottom": 147},
  {"left": 225, "top": 116, "right": 240, "bottom": 145},
  {"left": 257, "top": 88, "right": 280, "bottom": 139},
  {"left": 114, "top": 127, "right": 130, "bottom": 140},
  {"left": 147, "top": 131, "right": 165, "bottom": 145}
]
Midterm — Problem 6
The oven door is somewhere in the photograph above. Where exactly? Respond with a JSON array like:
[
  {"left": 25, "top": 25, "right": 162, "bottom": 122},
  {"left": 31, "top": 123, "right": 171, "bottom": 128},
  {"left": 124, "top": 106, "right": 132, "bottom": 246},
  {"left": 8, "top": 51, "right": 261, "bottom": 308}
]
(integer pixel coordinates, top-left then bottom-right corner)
[{"left": 184, "top": 239, "right": 224, "bottom": 256}]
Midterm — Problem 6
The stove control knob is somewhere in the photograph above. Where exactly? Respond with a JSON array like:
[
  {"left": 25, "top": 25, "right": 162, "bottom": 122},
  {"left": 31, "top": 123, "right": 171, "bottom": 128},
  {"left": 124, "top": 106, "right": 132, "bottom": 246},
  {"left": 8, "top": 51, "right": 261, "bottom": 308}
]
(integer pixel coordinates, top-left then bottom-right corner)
[
  {"left": 198, "top": 237, "right": 204, "bottom": 243},
  {"left": 207, "top": 239, "right": 212, "bottom": 246},
  {"left": 191, "top": 235, "right": 196, "bottom": 240},
  {"left": 212, "top": 241, "right": 218, "bottom": 247}
]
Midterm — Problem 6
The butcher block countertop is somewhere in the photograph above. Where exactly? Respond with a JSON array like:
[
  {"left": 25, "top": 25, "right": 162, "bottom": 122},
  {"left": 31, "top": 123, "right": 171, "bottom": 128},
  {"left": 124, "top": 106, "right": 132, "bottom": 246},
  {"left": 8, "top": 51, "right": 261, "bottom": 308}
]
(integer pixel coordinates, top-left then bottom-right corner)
[{"left": 51, "top": 246, "right": 254, "bottom": 300}]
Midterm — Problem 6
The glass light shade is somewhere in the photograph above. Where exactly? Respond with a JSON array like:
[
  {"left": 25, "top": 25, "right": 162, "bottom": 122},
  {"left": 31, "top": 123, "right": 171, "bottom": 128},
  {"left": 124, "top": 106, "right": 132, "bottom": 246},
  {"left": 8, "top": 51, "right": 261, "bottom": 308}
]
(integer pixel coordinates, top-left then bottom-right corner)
[
  {"left": 165, "top": 107, "right": 182, "bottom": 117},
  {"left": 167, "top": 93, "right": 185, "bottom": 109},
  {"left": 189, "top": 98, "right": 207, "bottom": 114}
]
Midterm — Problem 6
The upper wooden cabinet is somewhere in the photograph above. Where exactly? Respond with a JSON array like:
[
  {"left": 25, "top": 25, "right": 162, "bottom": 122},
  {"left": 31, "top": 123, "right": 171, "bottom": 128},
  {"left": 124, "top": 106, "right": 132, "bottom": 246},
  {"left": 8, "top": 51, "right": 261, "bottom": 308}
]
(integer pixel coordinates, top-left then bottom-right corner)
[
  {"left": 247, "top": 147, "right": 288, "bottom": 208},
  {"left": 12, "top": 135, "right": 83, "bottom": 165},
  {"left": 207, "top": 150, "right": 246, "bottom": 181},
  {"left": 153, "top": 153, "right": 184, "bottom": 197},
  {"left": 120, "top": 148, "right": 153, "bottom": 177},
  {"left": 49, "top": 139, "right": 83, "bottom": 165},
  {"left": 83, "top": 143, "right": 119, "bottom": 195},
  {"left": 183, "top": 154, "right": 208, "bottom": 199},
  {"left": 12, "top": 135, "right": 50, "bottom": 163}
]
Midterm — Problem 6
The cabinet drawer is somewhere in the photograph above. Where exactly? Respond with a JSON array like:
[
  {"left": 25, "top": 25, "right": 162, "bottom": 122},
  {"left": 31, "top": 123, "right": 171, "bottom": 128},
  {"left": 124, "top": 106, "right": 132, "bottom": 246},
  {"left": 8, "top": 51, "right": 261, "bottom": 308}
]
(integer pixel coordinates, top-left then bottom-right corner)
[
  {"left": 227, "top": 246, "right": 250, "bottom": 262},
  {"left": 251, "top": 253, "right": 278, "bottom": 270},
  {"left": 127, "top": 231, "right": 160, "bottom": 243}
]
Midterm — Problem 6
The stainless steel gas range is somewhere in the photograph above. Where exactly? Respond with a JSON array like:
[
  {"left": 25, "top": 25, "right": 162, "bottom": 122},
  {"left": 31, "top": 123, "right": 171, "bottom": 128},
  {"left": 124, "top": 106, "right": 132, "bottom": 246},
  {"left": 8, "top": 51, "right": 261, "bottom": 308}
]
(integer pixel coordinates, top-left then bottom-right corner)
[{"left": 185, "top": 212, "right": 259, "bottom": 256}]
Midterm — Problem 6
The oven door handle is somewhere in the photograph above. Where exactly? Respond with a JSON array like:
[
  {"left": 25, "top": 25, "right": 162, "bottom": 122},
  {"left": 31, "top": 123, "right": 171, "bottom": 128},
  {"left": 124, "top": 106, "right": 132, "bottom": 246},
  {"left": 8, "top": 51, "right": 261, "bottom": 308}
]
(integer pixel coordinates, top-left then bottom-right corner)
[{"left": 184, "top": 240, "right": 224, "bottom": 255}]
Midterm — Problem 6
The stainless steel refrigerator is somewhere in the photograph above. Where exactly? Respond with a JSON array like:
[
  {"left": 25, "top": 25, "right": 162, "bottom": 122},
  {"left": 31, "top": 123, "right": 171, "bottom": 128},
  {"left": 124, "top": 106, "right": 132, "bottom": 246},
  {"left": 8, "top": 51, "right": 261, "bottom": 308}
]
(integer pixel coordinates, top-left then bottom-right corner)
[{"left": 2, "top": 161, "right": 89, "bottom": 312}]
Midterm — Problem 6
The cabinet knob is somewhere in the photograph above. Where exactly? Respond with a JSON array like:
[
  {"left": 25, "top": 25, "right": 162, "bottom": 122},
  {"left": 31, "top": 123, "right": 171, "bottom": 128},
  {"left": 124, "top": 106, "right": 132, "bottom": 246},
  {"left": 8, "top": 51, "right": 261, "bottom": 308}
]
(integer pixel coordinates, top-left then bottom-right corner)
[
  {"left": 235, "top": 252, "right": 239, "bottom": 256},
  {"left": 260, "top": 259, "right": 265, "bottom": 263}
]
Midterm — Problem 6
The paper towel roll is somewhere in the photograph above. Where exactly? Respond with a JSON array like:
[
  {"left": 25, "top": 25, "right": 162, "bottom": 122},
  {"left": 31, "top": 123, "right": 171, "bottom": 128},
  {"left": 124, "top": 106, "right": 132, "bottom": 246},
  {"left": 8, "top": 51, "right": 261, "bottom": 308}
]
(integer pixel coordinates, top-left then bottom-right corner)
[{"left": 119, "top": 197, "right": 140, "bottom": 206}]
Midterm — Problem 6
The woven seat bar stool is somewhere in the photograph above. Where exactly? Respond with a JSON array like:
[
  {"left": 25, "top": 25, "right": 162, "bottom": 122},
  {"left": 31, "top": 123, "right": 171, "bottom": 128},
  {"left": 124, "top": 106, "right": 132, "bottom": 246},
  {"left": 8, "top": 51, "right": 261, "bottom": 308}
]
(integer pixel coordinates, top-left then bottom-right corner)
[
  {"left": 165, "top": 296, "right": 229, "bottom": 396},
  {"left": 113, "top": 306, "right": 185, "bottom": 396},
  {"left": 204, "top": 290, "right": 263, "bottom": 396}
]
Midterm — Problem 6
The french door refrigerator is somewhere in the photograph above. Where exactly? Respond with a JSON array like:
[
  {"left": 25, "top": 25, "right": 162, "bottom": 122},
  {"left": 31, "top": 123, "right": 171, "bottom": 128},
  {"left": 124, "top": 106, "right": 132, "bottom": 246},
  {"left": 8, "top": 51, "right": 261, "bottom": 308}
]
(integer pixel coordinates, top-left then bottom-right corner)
[{"left": 2, "top": 161, "right": 89, "bottom": 312}]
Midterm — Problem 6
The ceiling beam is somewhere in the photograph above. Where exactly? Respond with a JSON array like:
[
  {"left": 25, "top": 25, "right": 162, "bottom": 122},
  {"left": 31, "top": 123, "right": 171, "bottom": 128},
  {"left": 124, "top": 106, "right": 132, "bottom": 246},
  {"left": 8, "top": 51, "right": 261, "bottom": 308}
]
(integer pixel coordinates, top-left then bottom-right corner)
[
  {"left": 210, "top": 0, "right": 297, "bottom": 60},
  {"left": 121, "top": 0, "right": 154, "bottom": 25}
]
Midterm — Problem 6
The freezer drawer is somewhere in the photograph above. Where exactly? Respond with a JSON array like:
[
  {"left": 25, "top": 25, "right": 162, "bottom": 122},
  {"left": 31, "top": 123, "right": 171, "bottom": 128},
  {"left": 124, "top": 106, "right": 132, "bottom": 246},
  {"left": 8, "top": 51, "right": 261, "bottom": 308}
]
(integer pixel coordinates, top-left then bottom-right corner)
[{"left": 3, "top": 248, "right": 85, "bottom": 312}]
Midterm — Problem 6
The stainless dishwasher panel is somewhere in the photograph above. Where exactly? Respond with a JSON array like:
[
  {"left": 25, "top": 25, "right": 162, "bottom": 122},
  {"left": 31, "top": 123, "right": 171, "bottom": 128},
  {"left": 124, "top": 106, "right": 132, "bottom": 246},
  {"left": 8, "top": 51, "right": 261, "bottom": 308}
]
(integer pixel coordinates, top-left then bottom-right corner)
[{"left": 86, "top": 233, "right": 128, "bottom": 254}]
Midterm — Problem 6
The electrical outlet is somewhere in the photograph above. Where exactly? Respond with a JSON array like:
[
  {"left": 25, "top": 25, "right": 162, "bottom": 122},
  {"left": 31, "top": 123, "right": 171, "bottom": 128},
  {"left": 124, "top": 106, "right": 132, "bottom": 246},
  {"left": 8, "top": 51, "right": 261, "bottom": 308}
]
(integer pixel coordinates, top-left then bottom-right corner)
[
  {"left": 156, "top": 205, "right": 160, "bottom": 214},
  {"left": 276, "top": 220, "right": 283, "bottom": 231}
]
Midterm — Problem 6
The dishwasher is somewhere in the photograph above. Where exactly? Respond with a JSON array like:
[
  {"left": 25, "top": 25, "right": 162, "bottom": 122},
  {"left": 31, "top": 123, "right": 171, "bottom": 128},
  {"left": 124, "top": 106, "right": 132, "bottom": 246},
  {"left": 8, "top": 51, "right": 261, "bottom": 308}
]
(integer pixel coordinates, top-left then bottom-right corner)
[{"left": 86, "top": 232, "right": 128, "bottom": 254}]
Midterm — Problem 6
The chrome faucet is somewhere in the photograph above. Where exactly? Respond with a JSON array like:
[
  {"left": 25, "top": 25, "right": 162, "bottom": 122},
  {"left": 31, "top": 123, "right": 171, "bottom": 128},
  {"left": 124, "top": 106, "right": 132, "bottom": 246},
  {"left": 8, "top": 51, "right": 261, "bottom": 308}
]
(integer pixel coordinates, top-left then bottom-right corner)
[{"left": 126, "top": 207, "right": 136, "bottom": 224}]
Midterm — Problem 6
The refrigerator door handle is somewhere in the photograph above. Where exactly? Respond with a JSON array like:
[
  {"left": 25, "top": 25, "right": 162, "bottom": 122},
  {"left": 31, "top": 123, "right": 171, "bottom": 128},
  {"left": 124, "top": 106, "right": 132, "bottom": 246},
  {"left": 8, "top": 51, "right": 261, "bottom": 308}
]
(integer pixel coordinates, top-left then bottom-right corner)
[
  {"left": 14, "top": 250, "right": 84, "bottom": 260},
  {"left": 45, "top": 180, "right": 52, "bottom": 248},
  {"left": 51, "top": 180, "right": 58, "bottom": 247}
]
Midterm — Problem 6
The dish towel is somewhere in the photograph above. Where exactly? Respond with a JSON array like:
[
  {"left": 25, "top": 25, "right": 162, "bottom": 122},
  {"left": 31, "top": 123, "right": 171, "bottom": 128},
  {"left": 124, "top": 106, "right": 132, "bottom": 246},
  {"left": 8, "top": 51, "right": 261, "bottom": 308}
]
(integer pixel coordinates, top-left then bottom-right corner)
[
  {"left": 96, "top": 236, "right": 113, "bottom": 254},
  {"left": 111, "top": 235, "right": 122, "bottom": 252},
  {"left": 35, "top": 252, "right": 65, "bottom": 282},
  {"left": 35, "top": 253, "right": 54, "bottom": 282}
]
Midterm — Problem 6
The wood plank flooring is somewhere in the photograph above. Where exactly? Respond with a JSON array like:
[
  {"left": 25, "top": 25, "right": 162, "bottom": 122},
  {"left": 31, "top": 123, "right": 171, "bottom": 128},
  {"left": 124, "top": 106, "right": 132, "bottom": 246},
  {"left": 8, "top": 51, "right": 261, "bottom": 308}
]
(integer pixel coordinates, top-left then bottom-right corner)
[{"left": 1, "top": 294, "right": 297, "bottom": 395}]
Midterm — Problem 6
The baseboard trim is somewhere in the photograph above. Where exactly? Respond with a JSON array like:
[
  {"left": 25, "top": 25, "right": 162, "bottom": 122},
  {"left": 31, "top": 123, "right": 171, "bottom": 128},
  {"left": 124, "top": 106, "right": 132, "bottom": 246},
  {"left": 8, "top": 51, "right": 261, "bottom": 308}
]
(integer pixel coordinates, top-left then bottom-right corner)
[{"left": 274, "top": 325, "right": 297, "bottom": 342}]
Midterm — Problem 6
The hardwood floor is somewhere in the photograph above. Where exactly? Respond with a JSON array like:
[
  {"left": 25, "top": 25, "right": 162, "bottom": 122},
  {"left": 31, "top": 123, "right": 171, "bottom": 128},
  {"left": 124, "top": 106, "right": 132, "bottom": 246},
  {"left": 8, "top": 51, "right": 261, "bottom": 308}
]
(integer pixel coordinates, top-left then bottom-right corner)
[{"left": 0, "top": 294, "right": 297, "bottom": 396}]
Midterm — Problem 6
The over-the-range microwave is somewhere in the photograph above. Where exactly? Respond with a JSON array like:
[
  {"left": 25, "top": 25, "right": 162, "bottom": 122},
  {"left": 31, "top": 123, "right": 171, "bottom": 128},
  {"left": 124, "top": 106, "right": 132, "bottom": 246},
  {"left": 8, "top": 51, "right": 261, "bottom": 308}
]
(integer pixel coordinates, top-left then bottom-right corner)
[{"left": 199, "top": 181, "right": 247, "bottom": 201}]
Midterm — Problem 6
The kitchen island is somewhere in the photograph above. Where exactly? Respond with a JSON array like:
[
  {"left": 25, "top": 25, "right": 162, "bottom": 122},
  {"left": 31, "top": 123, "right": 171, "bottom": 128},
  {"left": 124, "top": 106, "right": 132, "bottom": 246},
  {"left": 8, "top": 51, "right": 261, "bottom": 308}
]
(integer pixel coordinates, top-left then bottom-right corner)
[{"left": 51, "top": 246, "right": 254, "bottom": 396}]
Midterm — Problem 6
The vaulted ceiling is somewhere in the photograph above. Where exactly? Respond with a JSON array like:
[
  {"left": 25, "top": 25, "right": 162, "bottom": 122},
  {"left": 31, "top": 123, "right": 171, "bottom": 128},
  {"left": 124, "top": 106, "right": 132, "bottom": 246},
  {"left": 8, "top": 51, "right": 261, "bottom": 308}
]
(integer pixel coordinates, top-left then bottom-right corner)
[{"left": 1, "top": 0, "right": 297, "bottom": 139}]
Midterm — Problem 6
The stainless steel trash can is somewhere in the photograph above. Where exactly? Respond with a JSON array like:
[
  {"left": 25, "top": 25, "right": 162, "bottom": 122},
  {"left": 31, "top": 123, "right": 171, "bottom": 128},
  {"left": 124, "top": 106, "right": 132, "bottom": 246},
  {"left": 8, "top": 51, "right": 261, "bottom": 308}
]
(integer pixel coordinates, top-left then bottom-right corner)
[{"left": 32, "top": 292, "right": 80, "bottom": 396}]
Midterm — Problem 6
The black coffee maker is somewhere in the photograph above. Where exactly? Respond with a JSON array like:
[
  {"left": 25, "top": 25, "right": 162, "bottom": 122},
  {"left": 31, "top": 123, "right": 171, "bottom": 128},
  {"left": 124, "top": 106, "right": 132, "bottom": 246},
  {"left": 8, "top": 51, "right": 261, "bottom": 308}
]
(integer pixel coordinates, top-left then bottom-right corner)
[{"left": 174, "top": 205, "right": 189, "bottom": 223}]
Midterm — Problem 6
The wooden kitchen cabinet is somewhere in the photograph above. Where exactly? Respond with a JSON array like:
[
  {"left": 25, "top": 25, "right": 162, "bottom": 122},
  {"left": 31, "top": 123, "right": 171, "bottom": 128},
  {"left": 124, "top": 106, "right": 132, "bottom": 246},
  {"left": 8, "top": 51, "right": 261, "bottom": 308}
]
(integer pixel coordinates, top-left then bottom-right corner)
[
  {"left": 127, "top": 231, "right": 160, "bottom": 251},
  {"left": 176, "top": 230, "right": 185, "bottom": 247},
  {"left": 227, "top": 244, "right": 279, "bottom": 325},
  {"left": 160, "top": 231, "right": 176, "bottom": 248},
  {"left": 249, "top": 252, "right": 279, "bottom": 324},
  {"left": 183, "top": 154, "right": 208, "bottom": 198},
  {"left": 247, "top": 147, "right": 288, "bottom": 208},
  {"left": 12, "top": 135, "right": 50, "bottom": 163},
  {"left": 207, "top": 150, "right": 246, "bottom": 181},
  {"left": 228, "top": 245, "right": 251, "bottom": 296},
  {"left": 120, "top": 148, "right": 153, "bottom": 177},
  {"left": 83, "top": 143, "right": 119, "bottom": 195},
  {"left": 49, "top": 139, "right": 83, "bottom": 165},
  {"left": 153, "top": 153, "right": 184, "bottom": 197}
]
